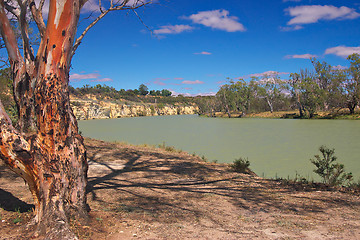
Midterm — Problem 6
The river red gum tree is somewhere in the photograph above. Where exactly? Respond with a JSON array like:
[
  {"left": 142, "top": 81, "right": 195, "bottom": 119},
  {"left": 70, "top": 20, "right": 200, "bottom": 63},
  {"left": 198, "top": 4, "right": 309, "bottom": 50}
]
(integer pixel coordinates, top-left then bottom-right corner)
[{"left": 0, "top": 0, "right": 151, "bottom": 238}]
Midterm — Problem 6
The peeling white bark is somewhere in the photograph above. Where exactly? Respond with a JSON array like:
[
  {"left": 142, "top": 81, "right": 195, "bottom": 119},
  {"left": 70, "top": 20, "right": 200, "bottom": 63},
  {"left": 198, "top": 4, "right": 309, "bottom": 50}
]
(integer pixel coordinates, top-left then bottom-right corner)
[{"left": 54, "top": 0, "right": 65, "bottom": 28}]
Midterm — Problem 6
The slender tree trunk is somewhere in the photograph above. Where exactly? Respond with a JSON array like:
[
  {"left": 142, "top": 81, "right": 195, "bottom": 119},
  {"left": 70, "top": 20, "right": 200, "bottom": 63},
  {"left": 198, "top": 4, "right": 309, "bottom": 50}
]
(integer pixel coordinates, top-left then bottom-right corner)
[
  {"left": 296, "top": 95, "right": 304, "bottom": 118},
  {"left": 222, "top": 91, "right": 231, "bottom": 118},
  {"left": 266, "top": 97, "right": 274, "bottom": 113}
]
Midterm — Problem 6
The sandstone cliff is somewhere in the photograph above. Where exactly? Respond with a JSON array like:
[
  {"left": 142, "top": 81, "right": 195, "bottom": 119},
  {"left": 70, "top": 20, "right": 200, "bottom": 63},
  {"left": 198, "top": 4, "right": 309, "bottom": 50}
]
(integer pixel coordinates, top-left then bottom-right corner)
[{"left": 70, "top": 96, "right": 198, "bottom": 120}]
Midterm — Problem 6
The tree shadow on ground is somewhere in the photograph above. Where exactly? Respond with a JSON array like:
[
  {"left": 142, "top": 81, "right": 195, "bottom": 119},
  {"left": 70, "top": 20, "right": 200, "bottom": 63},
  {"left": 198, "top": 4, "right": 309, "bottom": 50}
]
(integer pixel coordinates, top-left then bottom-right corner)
[
  {"left": 0, "top": 188, "right": 34, "bottom": 213},
  {"left": 85, "top": 139, "right": 360, "bottom": 227}
]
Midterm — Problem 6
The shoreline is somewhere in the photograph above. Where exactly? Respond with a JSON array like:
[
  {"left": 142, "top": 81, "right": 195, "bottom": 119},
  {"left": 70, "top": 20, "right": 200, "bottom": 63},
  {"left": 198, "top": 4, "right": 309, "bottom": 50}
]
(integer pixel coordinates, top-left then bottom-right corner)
[
  {"left": 201, "top": 110, "right": 360, "bottom": 120},
  {"left": 1, "top": 137, "right": 359, "bottom": 239}
]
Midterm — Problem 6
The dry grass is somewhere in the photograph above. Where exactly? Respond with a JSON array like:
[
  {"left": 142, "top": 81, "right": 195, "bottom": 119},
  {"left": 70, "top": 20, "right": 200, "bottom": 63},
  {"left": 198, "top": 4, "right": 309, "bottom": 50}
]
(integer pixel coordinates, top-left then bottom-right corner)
[{"left": 1, "top": 138, "right": 360, "bottom": 239}]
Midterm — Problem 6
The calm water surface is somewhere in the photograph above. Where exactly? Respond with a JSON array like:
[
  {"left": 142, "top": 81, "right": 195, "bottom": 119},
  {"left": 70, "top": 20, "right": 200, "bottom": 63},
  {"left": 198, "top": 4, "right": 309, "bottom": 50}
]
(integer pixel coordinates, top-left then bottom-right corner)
[{"left": 79, "top": 115, "right": 360, "bottom": 180}]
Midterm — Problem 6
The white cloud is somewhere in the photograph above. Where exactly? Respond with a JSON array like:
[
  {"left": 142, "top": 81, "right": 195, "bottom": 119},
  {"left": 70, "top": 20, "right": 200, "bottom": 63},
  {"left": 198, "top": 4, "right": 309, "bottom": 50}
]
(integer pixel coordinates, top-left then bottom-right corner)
[
  {"left": 182, "top": 80, "right": 205, "bottom": 85},
  {"left": 70, "top": 73, "right": 100, "bottom": 81},
  {"left": 285, "top": 54, "right": 318, "bottom": 59},
  {"left": 187, "top": 9, "right": 246, "bottom": 32},
  {"left": 333, "top": 65, "right": 348, "bottom": 70},
  {"left": 126, "top": 0, "right": 155, "bottom": 7},
  {"left": 325, "top": 46, "right": 360, "bottom": 58},
  {"left": 195, "top": 92, "right": 216, "bottom": 96},
  {"left": 82, "top": 0, "right": 153, "bottom": 12},
  {"left": 247, "top": 71, "right": 289, "bottom": 78},
  {"left": 194, "top": 51, "right": 212, "bottom": 55},
  {"left": 90, "top": 78, "right": 113, "bottom": 82},
  {"left": 70, "top": 72, "right": 113, "bottom": 82},
  {"left": 154, "top": 25, "right": 194, "bottom": 34},
  {"left": 82, "top": 0, "right": 101, "bottom": 13},
  {"left": 171, "top": 90, "right": 216, "bottom": 97},
  {"left": 286, "top": 5, "right": 360, "bottom": 25}
]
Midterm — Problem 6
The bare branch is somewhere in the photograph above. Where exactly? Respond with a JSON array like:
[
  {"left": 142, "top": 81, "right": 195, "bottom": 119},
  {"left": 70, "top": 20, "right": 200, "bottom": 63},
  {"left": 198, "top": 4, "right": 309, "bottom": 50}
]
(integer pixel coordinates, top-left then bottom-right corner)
[
  {"left": 0, "top": 0, "right": 23, "bottom": 65},
  {"left": 38, "top": 0, "right": 44, "bottom": 10},
  {"left": 71, "top": 10, "right": 110, "bottom": 57},
  {"left": 3, "top": 1, "right": 20, "bottom": 18},
  {"left": 99, "top": 0, "right": 103, "bottom": 13},
  {"left": 17, "top": 0, "right": 35, "bottom": 62},
  {"left": 28, "top": 0, "right": 46, "bottom": 37},
  {"left": 132, "top": 8, "right": 154, "bottom": 35},
  {"left": 72, "top": 0, "right": 152, "bottom": 58}
]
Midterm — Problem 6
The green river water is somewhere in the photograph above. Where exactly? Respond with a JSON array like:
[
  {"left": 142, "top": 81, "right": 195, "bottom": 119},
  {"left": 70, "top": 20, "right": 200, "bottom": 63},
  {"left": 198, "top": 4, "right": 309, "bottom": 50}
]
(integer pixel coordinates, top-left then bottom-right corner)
[{"left": 79, "top": 115, "right": 360, "bottom": 180}]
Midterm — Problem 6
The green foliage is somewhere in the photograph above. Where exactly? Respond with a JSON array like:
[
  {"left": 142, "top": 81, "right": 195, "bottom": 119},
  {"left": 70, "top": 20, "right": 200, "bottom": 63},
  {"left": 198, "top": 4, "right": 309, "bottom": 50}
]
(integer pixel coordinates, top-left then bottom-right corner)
[
  {"left": 230, "top": 157, "right": 250, "bottom": 173},
  {"left": 344, "top": 54, "right": 360, "bottom": 114},
  {"left": 157, "top": 103, "right": 165, "bottom": 109},
  {"left": 216, "top": 78, "right": 256, "bottom": 117},
  {"left": 138, "top": 84, "right": 149, "bottom": 96},
  {"left": 161, "top": 89, "right": 172, "bottom": 97},
  {"left": 0, "top": 68, "right": 18, "bottom": 124},
  {"left": 215, "top": 77, "right": 290, "bottom": 117},
  {"left": 158, "top": 142, "right": 179, "bottom": 152},
  {"left": 13, "top": 216, "right": 22, "bottom": 224},
  {"left": 201, "top": 155, "right": 207, "bottom": 162},
  {"left": 255, "top": 73, "right": 287, "bottom": 113},
  {"left": 310, "top": 146, "right": 353, "bottom": 186},
  {"left": 149, "top": 105, "right": 155, "bottom": 115},
  {"left": 289, "top": 69, "right": 324, "bottom": 118},
  {"left": 69, "top": 84, "right": 183, "bottom": 106}
]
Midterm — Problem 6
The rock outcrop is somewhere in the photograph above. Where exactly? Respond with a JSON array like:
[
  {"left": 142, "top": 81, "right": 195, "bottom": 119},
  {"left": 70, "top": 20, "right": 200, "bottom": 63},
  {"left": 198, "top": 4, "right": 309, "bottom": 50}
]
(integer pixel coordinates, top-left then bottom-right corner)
[{"left": 70, "top": 96, "right": 198, "bottom": 120}]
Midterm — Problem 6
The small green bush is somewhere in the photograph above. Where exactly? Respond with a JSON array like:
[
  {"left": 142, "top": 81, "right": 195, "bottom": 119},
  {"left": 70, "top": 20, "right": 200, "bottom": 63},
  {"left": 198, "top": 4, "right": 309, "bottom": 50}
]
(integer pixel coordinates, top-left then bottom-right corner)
[
  {"left": 201, "top": 155, "right": 207, "bottom": 162},
  {"left": 158, "top": 142, "right": 177, "bottom": 152},
  {"left": 13, "top": 216, "right": 22, "bottom": 224},
  {"left": 230, "top": 157, "right": 250, "bottom": 173},
  {"left": 310, "top": 146, "right": 353, "bottom": 186}
]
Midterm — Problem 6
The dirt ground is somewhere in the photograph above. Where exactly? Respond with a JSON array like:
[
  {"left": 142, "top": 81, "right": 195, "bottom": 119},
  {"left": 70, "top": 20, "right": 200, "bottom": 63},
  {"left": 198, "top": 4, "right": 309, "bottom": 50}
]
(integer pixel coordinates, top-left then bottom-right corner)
[{"left": 1, "top": 138, "right": 360, "bottom": 239}]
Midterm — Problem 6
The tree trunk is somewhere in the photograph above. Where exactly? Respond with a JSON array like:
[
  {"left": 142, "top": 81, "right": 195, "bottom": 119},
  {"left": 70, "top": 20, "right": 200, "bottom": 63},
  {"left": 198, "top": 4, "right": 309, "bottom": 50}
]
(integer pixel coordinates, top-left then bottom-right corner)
[
  {"left": 347, "top": 98, "right": 357, "bottom": 114},
  {"left": 0, "top": 0, "right": 88, "bottom": 239},
  {"left": 222, "top": 91, "right": 231, "bottom": 118},
  {"left": 266, "top": 97, "right": 273, "bottom": 113}
]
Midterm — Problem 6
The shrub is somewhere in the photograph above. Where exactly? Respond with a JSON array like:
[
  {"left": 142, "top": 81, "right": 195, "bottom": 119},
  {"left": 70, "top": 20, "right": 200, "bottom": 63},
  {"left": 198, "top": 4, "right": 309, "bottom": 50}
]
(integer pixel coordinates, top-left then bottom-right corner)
[
  {"left": 310, "top": 146, "right": 353, "bottom": 186},
  {"left": 201, "top": 155, "right": 207, "bottom": 162},
  {"left": 230, "top": 157, "right": 250, "bottom": 173},
  {"left": 158, "top": 142, "right": 177, "bottom": 152}
]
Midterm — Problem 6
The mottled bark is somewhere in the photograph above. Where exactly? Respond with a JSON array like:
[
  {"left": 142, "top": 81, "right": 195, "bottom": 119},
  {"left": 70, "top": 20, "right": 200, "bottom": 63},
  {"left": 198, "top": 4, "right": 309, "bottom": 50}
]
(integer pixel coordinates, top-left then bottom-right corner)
[
  {"left": 1, "top": 0, "right": 152, "bottom": 238},
  {"left": 0, "top": 0, "right": 87, "bottom": 239}
]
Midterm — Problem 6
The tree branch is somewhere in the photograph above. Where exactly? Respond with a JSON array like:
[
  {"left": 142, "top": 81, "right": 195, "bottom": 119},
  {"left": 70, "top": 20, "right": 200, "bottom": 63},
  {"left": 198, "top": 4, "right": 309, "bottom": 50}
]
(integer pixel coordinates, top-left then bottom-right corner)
[
  {"left": 0, "top": 100, "right": 39, "bottom": 209},
  {"left": 71, "top": 0, "right": 152, "bottom": 58},
  {"left": 3, "top": 1, "right": 20, "bottom": 18},
  {"left": 0, "top": 0, "right": 23, "bottom": 65},
  {"left": 71, "top": 10, "right": 109, "bottom": 58},
  {"left": 17, "top": 0, "right": 35, "bottom": 62},
  {"left": 28, "top": 0, "right": 46, "bottom": 37}
]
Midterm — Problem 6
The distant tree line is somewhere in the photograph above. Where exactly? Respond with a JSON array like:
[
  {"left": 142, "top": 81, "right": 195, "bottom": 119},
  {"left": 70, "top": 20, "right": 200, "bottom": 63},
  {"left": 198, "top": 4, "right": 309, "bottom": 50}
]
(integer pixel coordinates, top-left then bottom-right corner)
[
  {"left": 70, "top": 83, "right": 171, "bottom": 98},
  {"left": 69, "top": 83, "right": 196, "bottom": 105},
  {"left": 197, "top": 54, "right": 360, "bottom": 118},
  {"left": 2, "top": 54, "right": 359, "bottom": 119}
]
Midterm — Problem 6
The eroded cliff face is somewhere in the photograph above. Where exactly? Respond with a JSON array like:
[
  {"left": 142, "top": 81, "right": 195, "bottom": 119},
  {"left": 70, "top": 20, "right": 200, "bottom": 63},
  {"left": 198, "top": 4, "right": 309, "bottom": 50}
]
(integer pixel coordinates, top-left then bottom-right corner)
[{"left": 70, "top": 96, "right": 198, "bottom": 120}]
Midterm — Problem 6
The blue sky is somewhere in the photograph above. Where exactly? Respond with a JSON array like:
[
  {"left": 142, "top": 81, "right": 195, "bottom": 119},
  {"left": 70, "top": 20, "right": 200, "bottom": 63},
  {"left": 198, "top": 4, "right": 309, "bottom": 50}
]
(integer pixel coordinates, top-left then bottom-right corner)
[{"left": 68, "top": 0, "right": 360, "bottom": 96}]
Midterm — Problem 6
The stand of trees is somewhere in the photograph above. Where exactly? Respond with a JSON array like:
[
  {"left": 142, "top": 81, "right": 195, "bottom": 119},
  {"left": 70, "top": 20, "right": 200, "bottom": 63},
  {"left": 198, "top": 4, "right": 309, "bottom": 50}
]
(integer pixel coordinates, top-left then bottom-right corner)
[
  {"left": 70, "top": 84, "right": 172, "bottom": 98},
  {"left": 198, "top": 55, "right": 360, "bottom": 118},
  {"left": 289, "top": 55, "right": 360, "bottom": 118}
]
